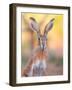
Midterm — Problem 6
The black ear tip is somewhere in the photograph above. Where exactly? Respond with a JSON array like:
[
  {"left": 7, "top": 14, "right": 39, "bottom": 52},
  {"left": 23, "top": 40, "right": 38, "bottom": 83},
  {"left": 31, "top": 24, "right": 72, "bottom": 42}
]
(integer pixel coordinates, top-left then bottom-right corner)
[
  {"left": 51, "top": 18, "right": 55, "bottom": 22},
  {"left": 30, "top": 17, "right": 36, "bottom": 22}
]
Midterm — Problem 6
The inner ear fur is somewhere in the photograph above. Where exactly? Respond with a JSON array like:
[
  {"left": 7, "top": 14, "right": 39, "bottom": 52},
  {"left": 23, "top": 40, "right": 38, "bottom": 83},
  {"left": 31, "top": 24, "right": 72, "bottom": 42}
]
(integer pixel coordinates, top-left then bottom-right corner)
[
  {"left": 29, "top": 17, "right": 40, "bottom": 33},
  {"left": 44, "top": 18, "right": 55, "bottom": 34}
]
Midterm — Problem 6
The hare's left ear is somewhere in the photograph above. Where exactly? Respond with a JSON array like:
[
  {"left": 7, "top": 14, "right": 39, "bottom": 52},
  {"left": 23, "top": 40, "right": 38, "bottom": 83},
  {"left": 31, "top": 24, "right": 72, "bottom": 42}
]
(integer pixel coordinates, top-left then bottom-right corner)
[
  {"left": 44, "top": 18, "right": 55, "bottom": 35},
  {"left": 29, "top": 17, "right": 39, "bottom": 33}
]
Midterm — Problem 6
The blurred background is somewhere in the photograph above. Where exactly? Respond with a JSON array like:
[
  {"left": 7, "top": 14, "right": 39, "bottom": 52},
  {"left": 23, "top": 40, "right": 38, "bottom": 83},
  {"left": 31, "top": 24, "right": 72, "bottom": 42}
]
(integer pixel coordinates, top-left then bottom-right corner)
[{"left": 21, "top": 13, "right": 63, "bottom": 76}]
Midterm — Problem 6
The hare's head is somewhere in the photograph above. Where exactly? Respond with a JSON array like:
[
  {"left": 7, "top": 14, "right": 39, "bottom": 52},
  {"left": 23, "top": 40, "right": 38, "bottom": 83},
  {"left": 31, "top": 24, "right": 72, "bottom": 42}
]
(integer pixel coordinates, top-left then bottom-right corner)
[{"left": 29, "top": 17, "right": 55, "bottom": 50}]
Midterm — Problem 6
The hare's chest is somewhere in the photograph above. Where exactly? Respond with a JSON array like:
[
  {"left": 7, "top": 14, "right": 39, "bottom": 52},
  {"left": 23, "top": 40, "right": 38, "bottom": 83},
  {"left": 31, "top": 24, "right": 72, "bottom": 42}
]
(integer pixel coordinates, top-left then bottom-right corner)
[
  {"left": 34, "top": 60, "right": 46, "bottom": 69},
  {"left": 32, "top": 60, "right": 46, "bottom": 76}
]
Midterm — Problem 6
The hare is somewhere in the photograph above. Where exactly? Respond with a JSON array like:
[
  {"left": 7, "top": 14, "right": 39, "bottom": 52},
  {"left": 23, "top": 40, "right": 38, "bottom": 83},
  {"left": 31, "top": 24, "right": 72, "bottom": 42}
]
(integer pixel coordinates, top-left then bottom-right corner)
[{"left": 22, "top": 17, "right": 55, "bottom": 77}]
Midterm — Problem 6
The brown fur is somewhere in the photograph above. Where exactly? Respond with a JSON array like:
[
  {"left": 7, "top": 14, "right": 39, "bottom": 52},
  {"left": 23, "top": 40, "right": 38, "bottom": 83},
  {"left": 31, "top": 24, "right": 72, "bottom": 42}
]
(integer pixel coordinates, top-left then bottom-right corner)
[
  {"left": 22, "top": 17, "right": 54, "bottom": 77},
  {"left": 22, "top": 49, "right": 48, "bottom": 77}
]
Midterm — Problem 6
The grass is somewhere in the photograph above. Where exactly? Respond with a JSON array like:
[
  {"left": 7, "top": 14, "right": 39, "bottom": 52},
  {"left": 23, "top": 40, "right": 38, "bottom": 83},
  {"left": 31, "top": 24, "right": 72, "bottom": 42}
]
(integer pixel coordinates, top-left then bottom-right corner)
[{"left": 49, "top": 51, "right": 63, "bottom": 66}]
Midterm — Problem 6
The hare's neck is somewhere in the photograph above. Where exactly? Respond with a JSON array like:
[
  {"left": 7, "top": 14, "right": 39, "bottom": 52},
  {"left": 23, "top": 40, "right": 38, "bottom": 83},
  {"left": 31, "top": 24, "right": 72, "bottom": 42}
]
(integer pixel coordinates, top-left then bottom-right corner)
[
  {"left": 38, "top": 46, "right": 47, "bottom": 53},
  {"left": 38, "top": 44, "right": 47, "bottom": 52}
]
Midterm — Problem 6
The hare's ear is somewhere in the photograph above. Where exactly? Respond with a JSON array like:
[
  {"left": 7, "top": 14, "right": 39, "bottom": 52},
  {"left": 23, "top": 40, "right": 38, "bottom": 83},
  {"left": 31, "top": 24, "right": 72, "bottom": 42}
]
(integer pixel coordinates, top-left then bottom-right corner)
[
  {"left": 44, "top": 18, "right": 55, "bottom": 35},
  {"left": 29, "top": 17, "right": 39, "bottom": 33}
]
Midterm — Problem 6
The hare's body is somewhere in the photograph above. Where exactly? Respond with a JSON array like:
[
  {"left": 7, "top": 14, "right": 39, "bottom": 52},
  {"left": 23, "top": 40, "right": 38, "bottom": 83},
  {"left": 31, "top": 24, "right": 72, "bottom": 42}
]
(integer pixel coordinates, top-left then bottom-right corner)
[
  {"left": 22, "top": 17, "right": 55, "bottom": 77},
  {"left": 32, "top": 50, "right": 48, "bottom": 76},
  {"left": 22, "top": 48, "right": 48, "bottom": 76}
]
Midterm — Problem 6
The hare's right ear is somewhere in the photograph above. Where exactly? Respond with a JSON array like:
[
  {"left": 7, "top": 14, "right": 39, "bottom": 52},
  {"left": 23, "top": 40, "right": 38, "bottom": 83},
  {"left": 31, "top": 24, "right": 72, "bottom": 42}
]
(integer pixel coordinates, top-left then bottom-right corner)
[
  {"left": 29, "top": 17, "right": 39, "bottom": 33},
  {"left": 44, "top": 18, "right": 55, "bottom": 35}
]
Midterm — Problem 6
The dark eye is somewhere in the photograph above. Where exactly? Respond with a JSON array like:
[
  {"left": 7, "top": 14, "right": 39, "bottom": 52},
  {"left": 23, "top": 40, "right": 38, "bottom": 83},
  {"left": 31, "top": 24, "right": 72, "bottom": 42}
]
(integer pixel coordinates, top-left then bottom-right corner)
[{"left": 38, "top": 37, "right": 40, "bottom": 40}]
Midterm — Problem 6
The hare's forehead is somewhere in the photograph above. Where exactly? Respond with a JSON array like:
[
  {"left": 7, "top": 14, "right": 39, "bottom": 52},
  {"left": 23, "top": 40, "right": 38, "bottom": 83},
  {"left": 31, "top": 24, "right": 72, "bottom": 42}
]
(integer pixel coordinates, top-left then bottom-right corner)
[{"left": 39, "top": 35, "right": 46, "bottom": 39}]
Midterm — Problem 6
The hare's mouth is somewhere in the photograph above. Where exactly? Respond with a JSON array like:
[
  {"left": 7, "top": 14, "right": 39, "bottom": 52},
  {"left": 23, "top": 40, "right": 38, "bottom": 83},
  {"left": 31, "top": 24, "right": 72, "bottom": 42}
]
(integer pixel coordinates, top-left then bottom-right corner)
[{"left": 40, "top": 44, "right": 46, "bottom": 51}]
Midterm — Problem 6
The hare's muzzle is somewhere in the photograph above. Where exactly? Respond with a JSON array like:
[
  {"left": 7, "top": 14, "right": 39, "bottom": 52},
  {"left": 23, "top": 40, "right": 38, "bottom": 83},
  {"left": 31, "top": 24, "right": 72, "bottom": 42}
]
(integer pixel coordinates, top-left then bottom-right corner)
[{"left": 39, "top": 35, "right": 47, "bottom": 51}]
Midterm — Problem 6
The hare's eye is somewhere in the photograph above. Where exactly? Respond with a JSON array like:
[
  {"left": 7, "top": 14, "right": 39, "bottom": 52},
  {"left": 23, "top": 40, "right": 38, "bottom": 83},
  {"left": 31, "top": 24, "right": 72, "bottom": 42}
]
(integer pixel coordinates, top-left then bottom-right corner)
[{"left": 38, "top": 37, "right": 40, "bottom": 40}]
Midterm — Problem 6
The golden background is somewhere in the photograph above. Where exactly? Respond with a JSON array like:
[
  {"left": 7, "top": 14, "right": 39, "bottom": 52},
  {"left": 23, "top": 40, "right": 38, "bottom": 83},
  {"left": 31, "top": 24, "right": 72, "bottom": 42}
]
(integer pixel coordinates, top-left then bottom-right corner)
[{"left": 21, "top": 13, "right": 63, "bottom": 76}]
